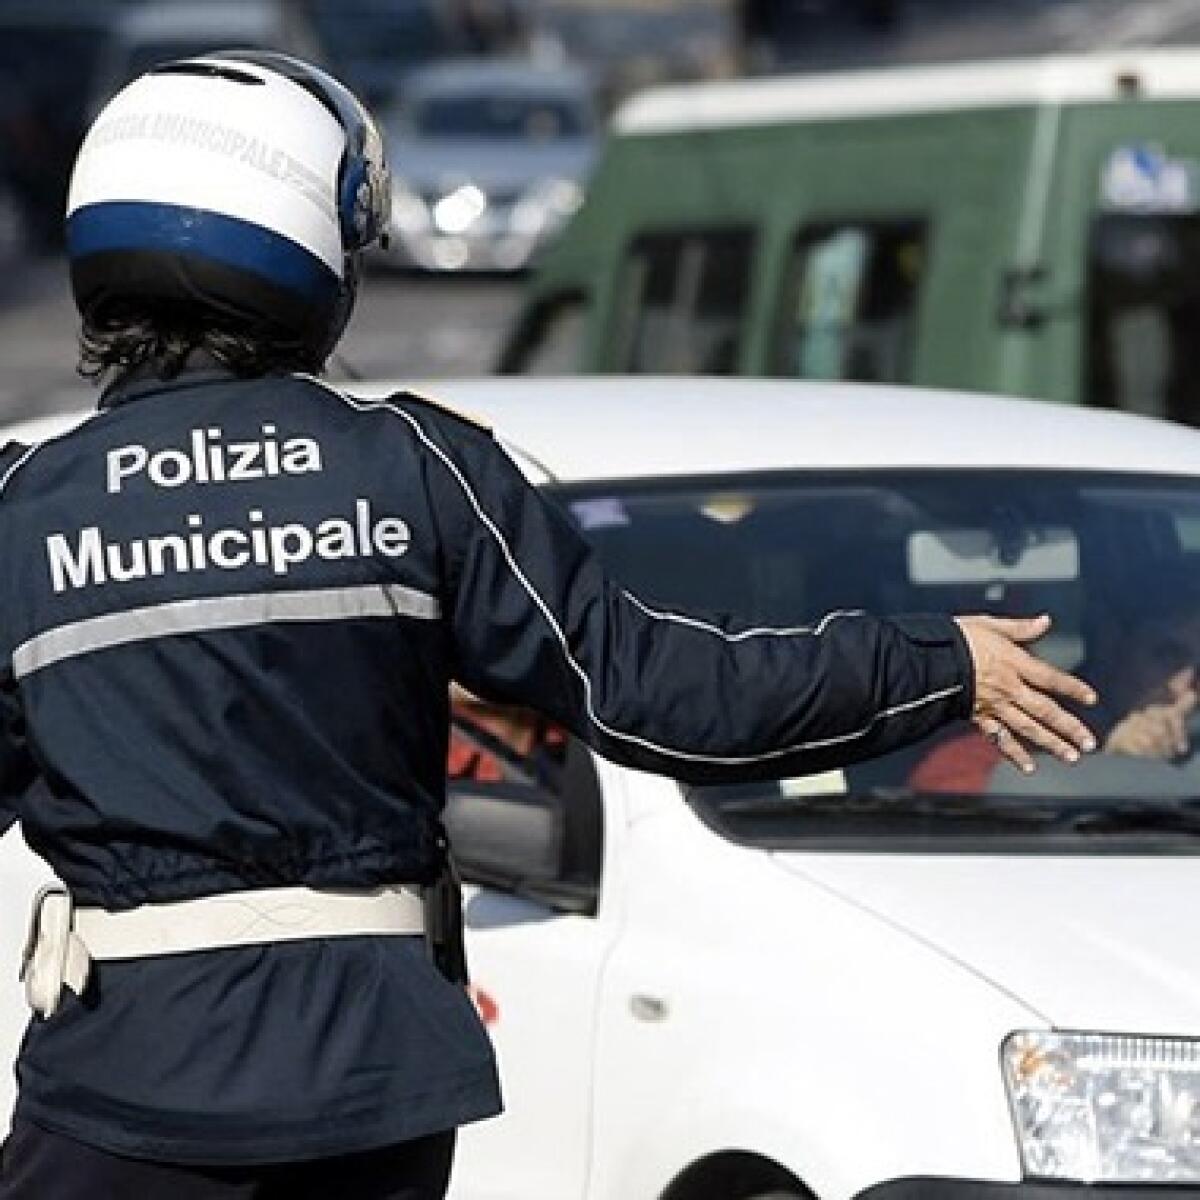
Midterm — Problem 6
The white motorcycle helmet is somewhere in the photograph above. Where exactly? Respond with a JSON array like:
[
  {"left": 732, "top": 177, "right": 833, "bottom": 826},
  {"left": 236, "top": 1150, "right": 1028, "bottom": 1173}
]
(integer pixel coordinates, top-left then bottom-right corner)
[{"left": 66, "top": 51, "right": 391, "bottom": 364}]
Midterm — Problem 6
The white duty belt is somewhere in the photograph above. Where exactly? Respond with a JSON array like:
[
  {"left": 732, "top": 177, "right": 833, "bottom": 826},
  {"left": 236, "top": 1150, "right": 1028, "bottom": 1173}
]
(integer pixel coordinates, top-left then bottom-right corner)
[{"left": 21, "top": 882, "right": 426, "bottom": 1019}]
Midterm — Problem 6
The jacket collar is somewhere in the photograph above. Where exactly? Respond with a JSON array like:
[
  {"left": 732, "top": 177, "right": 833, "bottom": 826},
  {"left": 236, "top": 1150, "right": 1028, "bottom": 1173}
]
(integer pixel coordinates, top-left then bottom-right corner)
[{"left": 98, "top": 353, "right": 246, "bottom": 410}]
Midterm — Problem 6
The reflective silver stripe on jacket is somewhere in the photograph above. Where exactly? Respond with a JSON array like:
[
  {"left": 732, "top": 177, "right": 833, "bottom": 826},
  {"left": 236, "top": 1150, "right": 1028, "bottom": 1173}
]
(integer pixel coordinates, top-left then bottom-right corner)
[{"left": 13, "top": 583, "right": 441, "bottom": 679}]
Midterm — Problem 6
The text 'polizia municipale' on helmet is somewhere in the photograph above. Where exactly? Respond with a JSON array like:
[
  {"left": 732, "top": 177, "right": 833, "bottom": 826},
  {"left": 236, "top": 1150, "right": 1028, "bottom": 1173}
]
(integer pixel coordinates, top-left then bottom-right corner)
[{"left": 65, "top": 51, "right": 392, "bottom": 364}]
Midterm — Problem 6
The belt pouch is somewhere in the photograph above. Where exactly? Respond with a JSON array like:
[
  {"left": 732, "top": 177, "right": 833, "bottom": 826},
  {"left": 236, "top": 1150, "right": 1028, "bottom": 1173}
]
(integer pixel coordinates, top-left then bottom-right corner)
[{"left": 424, "top": 858, "right": 469, "bottom": 985}]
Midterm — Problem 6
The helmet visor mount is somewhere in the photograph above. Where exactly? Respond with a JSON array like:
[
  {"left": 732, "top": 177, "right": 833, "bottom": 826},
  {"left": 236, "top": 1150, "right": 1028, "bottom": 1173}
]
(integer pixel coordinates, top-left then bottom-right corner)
[{"left": 214, "top": 49, "right": 392, "bottom": 256}]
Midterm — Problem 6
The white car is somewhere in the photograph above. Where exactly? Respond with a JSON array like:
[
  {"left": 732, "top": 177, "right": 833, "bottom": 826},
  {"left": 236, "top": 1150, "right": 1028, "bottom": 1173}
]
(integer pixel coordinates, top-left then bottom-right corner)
[{"left": 3, "top": 378, "right": 1200, "bottom": 1198}]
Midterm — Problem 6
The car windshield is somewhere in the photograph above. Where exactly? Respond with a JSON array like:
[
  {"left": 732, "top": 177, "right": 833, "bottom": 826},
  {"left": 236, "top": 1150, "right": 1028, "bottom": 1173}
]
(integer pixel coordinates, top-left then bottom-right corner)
[
  {"left": 407, "top": 91, "right": 590, "bottom": 141},
  {"left": 557, "top": 469, "right": 1200, "bottom": 852}
]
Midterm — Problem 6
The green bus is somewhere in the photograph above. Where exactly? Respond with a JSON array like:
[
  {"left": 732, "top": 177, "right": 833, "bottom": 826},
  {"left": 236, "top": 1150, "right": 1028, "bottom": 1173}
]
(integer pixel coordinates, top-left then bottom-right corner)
[{"left": 501, "top": 48, "right": 1200, "bottom": 425}]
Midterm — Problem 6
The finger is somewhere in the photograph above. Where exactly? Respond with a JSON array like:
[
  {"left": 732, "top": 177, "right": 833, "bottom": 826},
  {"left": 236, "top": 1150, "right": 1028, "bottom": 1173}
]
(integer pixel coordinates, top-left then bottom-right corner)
[
  {"left": 975, "top": 613, "right": 1052, "bottom": 644},
  {"left": 1169, "top": 666, "right": 1197, "bottom": 701},
  {"left": 1013, "top": 684, "right": 1097, "bottom": 752},
  {"left": 997, "top": 699, "right": 1082, "bottom": 763},
  {"left": 1017, "top": 653, "right": 1099, "bottom": 708},
  {"left": 986, "top": 721, "right": 1036, "bottom": 774},
  {"left": 977, "top": 717, "right": 1005, "bottom": 749}
]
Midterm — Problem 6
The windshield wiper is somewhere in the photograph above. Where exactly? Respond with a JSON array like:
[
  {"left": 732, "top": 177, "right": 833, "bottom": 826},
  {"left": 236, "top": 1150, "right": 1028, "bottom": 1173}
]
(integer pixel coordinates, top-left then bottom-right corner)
[
  {"left": 1051, "top": 799, "right": 1200, "bottom": 838},
  {"left": 718, "top": 790, "right": 1200, "bottom": 837},
  {"left": 718, "top": 788, "right": 1058, "bottom": 825}
]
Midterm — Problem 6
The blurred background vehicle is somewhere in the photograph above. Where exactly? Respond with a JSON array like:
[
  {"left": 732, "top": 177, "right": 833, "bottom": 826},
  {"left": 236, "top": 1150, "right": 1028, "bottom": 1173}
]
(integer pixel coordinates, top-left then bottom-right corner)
[
  {"left": 504, "top": 47, "right": 1200, "bottom": 430},
  {"left": 303, "top": 0, "right": 461, "bottom": 113},
  {"left": 533, "top": 2, "right": 734, "bottom": 109},
  {"left": 376, "top": 59, "right": 598, "bottom": 273},
  {"left": 85, "top": 1, "right": 323, "bottom": 124}
]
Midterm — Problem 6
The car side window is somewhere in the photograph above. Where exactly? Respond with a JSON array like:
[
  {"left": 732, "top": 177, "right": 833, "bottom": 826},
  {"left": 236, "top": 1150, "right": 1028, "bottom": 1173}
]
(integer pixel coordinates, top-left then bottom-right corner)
[
  {"left": 616, "top": 228, "right": 755, "bottom": 374},
  {"left": 446, "top": 692, "right": 604, "bottom": 913},
  {"left": 772, "top": 219, "right": 926, "bottom": 383},
  {"left": 498, "top": 291, "right": 589, "bottom": 375}
]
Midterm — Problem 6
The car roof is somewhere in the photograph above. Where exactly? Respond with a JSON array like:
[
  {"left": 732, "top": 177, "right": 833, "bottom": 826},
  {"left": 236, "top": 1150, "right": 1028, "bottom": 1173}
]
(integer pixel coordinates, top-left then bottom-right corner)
[
  {"left": 7, "top": 378, "right": 1197, "bottom": 484},
  {"left": 351, "top": 377, "right": 1200, "bottom": 484},
  {"left": 615, "top": 47, "right": 1200, "bottom": 136}
]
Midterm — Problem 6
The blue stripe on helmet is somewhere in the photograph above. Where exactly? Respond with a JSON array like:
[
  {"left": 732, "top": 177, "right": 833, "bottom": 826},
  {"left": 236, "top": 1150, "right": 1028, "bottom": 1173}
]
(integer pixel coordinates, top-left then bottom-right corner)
[{"left": 67, "top": 202, "right": 341, "bottom": 306}]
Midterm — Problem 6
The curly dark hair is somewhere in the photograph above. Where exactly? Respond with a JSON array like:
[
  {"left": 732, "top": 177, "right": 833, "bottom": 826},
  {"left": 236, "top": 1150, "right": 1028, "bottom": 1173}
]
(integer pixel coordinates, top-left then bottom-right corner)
[{"left": 78, "top": 304, "right": 323, "bottom": 384}]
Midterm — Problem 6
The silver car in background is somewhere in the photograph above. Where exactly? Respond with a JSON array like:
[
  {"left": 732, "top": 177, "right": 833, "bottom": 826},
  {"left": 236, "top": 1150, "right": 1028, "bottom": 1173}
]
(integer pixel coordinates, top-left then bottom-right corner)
[{"left": 377, "top": 60, "right": 598, "bottom": 273}]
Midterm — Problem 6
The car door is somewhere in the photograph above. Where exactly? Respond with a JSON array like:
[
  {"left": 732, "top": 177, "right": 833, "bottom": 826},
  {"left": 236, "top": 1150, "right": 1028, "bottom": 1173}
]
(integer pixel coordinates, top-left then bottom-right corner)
[{"left": 445, "top": 698, "right": 622, "bottom": 1200}]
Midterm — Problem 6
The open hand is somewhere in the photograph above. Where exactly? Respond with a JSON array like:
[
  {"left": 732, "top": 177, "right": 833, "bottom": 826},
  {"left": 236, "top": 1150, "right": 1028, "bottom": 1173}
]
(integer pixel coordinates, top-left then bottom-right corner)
[{"left": 954, "top": 614, "right": 1098, "bottom": 774}]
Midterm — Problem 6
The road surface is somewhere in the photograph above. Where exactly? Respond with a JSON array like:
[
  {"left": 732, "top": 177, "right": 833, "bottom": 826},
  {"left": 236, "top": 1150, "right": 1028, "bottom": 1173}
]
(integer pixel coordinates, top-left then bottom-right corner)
[{"left": 0, "top": 259, "right": 522, "bottom": 428}]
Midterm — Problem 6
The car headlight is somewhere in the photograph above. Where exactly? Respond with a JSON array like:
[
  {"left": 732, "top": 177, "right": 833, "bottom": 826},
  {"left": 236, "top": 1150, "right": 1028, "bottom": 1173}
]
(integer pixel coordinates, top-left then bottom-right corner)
[
  {"left": 532, "top": 176, "right": 584, "bottom": 214},
  {"left": 432, "top": 184, "right": 487, "bottom": 236},
  {"left": 1003, "top": 1030, "right": 1200, "bottom": 1182},
  {"left": 512, "top": 177, "right": 584, "bottom": 237}
]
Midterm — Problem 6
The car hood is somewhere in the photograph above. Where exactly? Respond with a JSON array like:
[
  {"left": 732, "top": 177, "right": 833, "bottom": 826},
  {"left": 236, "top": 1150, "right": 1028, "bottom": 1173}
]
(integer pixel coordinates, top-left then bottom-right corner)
[
  {"left": 389, "top": 138, "right": 596, "bottom": 196},
  {"left": 771, "top": 852, "right": 1200, "bottom": 1032}
]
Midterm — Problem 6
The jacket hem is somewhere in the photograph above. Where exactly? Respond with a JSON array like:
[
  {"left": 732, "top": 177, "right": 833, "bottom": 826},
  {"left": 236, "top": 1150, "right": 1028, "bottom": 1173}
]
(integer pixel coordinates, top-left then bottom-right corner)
[{"left": 13, "top": 1067, "right": 501, "bottom": 1166}]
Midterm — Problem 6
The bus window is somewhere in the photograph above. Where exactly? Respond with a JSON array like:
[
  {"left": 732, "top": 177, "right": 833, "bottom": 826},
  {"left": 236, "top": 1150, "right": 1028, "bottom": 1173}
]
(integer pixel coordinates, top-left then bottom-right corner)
[
  {"left": 1087, "top": 214, "right": 1200, "bottom": 426},
  {"left": 772, "top": 220, "right": 926, "bottom": 383},
  {"left": 617, "top": 229, "right": 754, "bottom": 374}
]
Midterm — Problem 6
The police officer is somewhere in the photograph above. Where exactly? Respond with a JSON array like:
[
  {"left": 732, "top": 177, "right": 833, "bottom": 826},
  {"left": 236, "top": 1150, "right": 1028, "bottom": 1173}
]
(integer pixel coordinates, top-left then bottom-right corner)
[{"left": 0, "top": 53, "right": 1095, "bottom": 1199}]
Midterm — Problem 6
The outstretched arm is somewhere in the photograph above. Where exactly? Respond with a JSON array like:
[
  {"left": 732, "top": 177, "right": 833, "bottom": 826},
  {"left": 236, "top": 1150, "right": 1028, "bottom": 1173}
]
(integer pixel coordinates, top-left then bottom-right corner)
[{"left": 423, "top": 414, "right": 1095, "bottom": 783}]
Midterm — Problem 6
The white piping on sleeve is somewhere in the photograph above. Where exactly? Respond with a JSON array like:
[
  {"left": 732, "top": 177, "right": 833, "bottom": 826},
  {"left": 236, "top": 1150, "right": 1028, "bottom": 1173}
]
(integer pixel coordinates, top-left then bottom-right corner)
[
  {"left": 621, "top": 591, "right": 865, "bottom": 641},
  {"left": 305, "top": 377, "right": 965, "bottom": 767},
  {"left": 0, "top": 442, "right": 45, "bottom": 495}
]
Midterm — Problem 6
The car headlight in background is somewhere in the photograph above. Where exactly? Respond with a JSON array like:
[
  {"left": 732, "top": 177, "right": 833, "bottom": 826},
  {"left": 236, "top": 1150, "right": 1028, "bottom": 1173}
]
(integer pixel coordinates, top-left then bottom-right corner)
[
  {"left": 1003, "top": 1030, "right": 1200, "bottom": 1182},
  {"left": 432, "top": 184, "right": 488, "bottom": 236},
  {"left": 512, "top": 177, "right": 585, "bottom": 239}
]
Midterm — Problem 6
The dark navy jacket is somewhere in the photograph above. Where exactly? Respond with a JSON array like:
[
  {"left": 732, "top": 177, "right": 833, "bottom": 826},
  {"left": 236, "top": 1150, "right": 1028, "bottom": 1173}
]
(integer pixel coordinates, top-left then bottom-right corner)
[{"left": 0, "top": 368, "right": 972, "bottom": 1163}]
